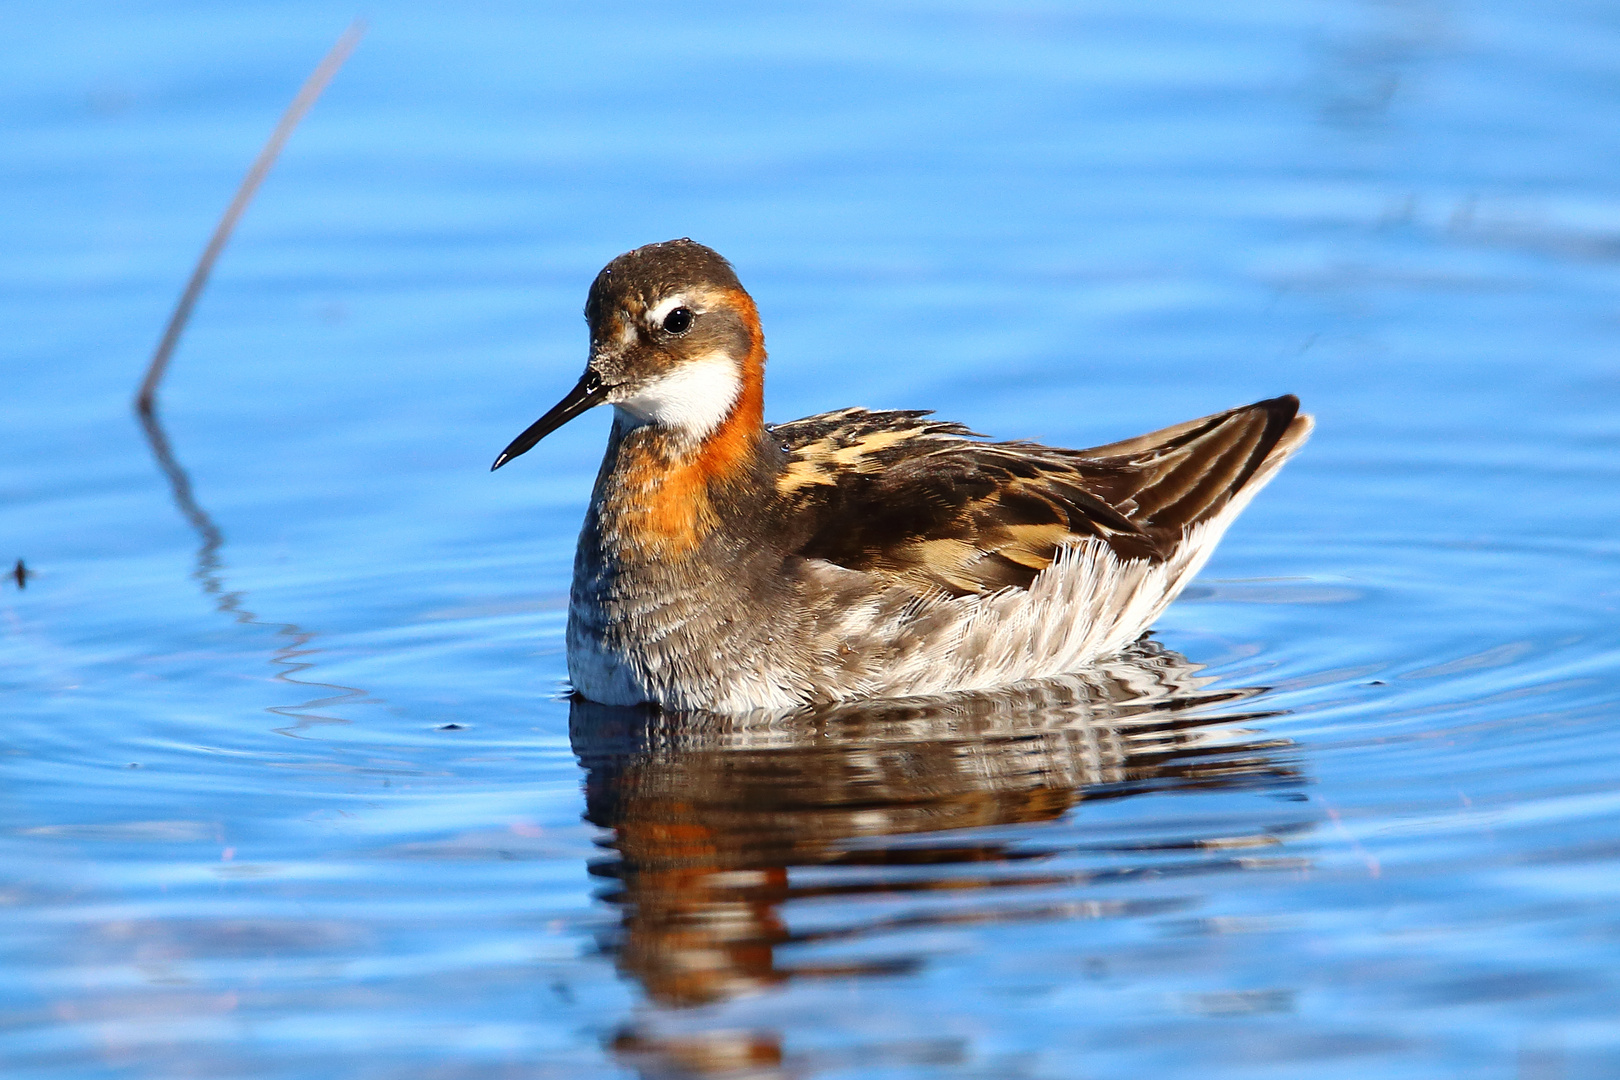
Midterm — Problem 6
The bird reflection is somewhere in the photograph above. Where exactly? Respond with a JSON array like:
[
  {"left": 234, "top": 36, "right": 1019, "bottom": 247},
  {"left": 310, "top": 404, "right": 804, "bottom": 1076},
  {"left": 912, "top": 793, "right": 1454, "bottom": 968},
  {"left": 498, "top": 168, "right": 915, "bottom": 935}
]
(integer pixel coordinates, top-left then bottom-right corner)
[{"left": 571, "top": 641, "right": 1307, "bottom": 1078}]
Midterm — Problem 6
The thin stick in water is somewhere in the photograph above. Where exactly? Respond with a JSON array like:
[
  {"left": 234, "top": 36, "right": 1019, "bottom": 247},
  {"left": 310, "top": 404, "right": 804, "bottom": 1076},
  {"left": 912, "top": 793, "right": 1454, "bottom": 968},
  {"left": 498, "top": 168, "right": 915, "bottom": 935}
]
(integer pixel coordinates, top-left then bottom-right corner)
[
  {"left": 132, "top": 21, "right": 373, "bottom": 735},
  {"left": 135, "top": 19, "right": 366, "bottom": 415}
]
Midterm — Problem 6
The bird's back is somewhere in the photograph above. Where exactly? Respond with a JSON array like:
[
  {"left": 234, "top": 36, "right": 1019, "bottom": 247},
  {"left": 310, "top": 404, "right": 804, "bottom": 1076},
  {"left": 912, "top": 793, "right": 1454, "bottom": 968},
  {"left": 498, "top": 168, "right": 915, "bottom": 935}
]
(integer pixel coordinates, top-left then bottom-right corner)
[{"left": 774, "top": 396, "right": 1313, "bottom": 702}]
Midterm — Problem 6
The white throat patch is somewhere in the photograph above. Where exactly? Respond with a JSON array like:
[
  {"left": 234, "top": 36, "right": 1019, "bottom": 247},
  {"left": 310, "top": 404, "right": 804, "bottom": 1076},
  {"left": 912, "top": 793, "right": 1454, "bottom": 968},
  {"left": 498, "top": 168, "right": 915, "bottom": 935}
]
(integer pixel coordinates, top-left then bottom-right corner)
[{"left": 613, "top": 351, "right": 742, "bottom": 441}]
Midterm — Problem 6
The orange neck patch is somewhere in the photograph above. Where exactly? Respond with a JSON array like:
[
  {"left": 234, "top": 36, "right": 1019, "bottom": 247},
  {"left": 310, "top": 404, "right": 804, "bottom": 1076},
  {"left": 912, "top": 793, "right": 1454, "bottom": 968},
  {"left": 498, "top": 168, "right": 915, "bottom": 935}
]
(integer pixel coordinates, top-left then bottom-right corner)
[{"left": 606, "top": 291, "right": 767, "bottom": 557}]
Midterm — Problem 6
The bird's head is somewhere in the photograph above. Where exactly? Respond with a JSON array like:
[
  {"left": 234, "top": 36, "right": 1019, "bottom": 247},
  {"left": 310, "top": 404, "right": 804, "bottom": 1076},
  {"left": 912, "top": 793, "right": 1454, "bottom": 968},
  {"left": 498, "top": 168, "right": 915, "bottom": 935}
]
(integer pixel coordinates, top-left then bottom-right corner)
[{"left": 492, "top": 239, "right": 764, "bottom": 470}]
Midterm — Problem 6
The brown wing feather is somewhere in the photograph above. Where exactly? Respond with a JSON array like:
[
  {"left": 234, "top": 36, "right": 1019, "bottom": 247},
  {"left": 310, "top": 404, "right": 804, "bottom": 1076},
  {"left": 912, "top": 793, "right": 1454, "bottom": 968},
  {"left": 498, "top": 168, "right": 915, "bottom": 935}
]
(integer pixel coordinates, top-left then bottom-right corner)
[{"left": 771, "top": 396, "right": 1306, "bottom": 598}]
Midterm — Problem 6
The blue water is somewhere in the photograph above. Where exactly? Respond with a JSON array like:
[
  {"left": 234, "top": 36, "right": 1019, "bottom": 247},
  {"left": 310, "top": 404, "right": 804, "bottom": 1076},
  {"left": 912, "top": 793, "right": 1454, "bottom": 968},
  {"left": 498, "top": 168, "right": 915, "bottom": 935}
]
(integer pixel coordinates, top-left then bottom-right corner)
[{"left": 5, "top": 1, "right": 1620, "bottom": 1076}]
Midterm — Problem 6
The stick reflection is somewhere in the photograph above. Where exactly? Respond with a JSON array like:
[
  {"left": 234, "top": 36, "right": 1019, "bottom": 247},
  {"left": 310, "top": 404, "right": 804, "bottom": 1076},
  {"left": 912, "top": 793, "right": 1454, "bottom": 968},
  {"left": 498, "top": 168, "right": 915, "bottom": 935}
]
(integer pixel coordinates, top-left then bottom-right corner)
[
  {"left": 572, "top": 642, "right": 1310, "bottom": 1078},
  {"left": 136, "top": 407, "right": 370, "bottom": 734}
]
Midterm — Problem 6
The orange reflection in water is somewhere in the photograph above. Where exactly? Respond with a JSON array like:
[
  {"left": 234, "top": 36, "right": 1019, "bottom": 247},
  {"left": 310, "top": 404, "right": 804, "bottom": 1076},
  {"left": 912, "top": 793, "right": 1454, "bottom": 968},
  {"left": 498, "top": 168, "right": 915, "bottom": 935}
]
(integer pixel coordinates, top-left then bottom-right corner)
[{"left": 571, "top": 642, "right": 1309, "bottom": 1077}]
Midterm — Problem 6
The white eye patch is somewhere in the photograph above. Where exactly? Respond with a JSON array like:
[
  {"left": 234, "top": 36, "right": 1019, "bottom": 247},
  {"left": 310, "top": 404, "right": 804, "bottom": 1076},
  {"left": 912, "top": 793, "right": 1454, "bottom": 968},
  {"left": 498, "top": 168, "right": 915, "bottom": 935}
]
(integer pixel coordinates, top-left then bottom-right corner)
[
  {"left": 613, "top": 351, "right": 741, "bottom": 440},
  {"left": 644, "top": 295, "right": 693, "bottom": 329}
]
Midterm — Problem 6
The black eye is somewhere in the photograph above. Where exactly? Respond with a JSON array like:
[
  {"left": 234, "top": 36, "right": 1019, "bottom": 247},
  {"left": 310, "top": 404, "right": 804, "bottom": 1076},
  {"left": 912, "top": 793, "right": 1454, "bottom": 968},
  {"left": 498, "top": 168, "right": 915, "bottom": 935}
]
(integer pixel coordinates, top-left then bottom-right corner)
[{"left": 662, "top": 307, "right": 693, "bottom": 335}]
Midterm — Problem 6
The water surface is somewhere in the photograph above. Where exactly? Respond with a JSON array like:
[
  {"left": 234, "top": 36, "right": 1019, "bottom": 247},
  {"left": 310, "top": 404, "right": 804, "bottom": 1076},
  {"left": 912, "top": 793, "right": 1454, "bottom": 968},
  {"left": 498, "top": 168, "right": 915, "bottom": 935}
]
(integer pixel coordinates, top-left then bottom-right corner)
[{"left": 5, "top": 1, "right": 1620, "bottom": 1076}]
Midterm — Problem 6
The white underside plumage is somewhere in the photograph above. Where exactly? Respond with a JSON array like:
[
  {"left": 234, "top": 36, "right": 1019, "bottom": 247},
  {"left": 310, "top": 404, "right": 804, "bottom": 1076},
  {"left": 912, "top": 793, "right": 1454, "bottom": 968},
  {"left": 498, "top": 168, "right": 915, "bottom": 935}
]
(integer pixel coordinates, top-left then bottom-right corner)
[{"left": 819, "top": 515, "right": 1232, "bottom": 703}]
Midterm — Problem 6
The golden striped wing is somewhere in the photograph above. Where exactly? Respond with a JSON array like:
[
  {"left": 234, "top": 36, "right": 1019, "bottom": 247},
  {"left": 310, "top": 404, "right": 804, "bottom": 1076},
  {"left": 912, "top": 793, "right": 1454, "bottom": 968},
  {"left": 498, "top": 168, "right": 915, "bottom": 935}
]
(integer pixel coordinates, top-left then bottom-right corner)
[{"left": 770, "top": 396, "right": 1304, "bottom": 597}]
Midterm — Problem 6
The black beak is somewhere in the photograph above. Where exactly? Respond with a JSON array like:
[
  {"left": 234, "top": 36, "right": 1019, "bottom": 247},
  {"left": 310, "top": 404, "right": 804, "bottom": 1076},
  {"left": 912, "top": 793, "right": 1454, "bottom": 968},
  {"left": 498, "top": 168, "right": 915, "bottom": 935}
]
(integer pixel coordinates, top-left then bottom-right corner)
[{"left": 490, "top": 370, "right": 610, "bottom": 471}]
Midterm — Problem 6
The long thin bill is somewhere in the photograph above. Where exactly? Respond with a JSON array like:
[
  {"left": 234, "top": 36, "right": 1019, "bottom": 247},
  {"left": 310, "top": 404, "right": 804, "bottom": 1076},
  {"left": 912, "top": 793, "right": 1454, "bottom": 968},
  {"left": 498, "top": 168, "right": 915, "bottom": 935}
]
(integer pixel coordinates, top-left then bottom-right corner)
[{"left": 490, "top": 371, "right": 608, "bottom": 470}]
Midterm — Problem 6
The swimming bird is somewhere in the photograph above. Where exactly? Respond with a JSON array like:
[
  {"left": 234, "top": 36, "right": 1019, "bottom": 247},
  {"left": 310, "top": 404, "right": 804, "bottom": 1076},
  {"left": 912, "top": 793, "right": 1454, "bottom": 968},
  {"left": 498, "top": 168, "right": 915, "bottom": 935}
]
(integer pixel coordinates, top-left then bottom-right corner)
[{"left": 493, "top": 239, "right": 1311, "bottom": 713}]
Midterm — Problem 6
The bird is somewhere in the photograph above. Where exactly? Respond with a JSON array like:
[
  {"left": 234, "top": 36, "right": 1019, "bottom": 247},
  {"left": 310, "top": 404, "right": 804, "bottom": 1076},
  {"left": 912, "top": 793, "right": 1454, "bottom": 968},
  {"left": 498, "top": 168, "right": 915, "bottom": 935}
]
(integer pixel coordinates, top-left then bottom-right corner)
[{"left": 492, "top": 239, "right": 1312, "bottom": 714}]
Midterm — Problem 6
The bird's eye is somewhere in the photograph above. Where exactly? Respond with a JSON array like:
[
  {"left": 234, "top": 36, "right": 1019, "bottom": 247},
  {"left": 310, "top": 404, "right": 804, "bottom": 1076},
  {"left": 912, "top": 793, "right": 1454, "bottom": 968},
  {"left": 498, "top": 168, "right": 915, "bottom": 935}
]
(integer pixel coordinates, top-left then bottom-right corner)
[{"left": 662, "top": 307, "right": 693, "bottom": 335}]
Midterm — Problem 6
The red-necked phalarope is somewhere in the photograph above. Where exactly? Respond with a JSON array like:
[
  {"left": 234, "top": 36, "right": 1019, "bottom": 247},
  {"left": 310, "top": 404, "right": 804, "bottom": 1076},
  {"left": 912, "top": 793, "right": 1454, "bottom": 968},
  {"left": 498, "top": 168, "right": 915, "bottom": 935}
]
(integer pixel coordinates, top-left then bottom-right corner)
[{"left": 493, "top": 239, "right": 1312, "bottom": 713}]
